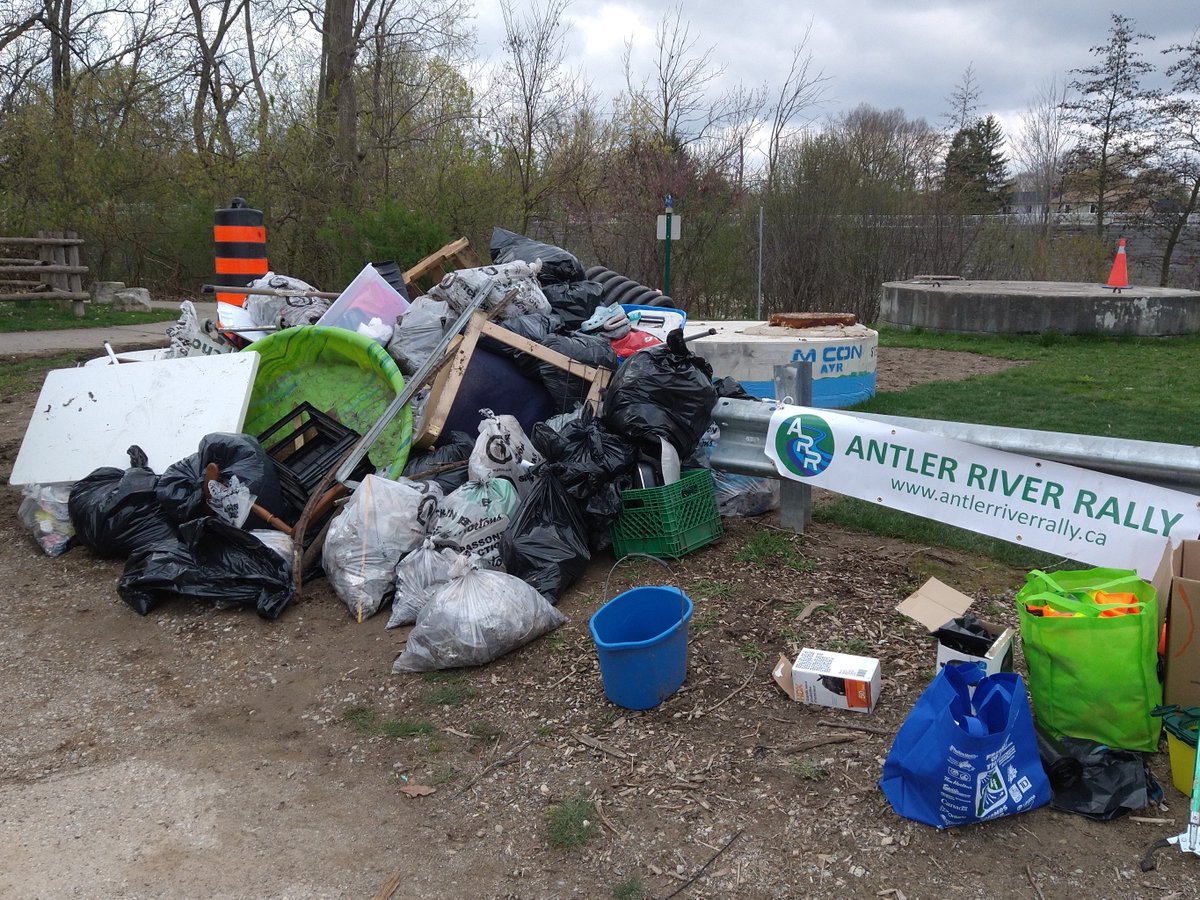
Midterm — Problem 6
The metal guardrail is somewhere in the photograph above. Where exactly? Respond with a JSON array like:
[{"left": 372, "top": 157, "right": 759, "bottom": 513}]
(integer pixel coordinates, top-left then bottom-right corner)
[{"left": 709, "top": 398, "right": 1200, "bottom": 496}]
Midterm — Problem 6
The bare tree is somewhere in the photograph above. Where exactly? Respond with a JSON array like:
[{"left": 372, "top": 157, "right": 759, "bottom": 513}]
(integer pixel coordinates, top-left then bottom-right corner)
[
  {"left": 622, "top": 4, "right": 758, "bottom": 150},
  {"left": 492, "top": 0, "right": 582, "bottom": 231},
  {"left": 1012, "top": 76, "right": 1070, "bottom": 229},
  {"left": 1063, "top": 13, "right": 1158, "bottom": 237},
  {"left": 765, "top": 22, "right": 829, "bottom": 190},
  {"left": 1151, "top": 30, "right": 1200, "bottom": 286},
  {"left": 944, "top": 62, "right": 981, "bottom": 134}
]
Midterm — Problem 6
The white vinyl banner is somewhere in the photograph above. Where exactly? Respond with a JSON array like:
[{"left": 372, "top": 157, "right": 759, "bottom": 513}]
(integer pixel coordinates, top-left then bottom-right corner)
[{"left": 764, "top": 405, "right": 1200, "bottom": 578}]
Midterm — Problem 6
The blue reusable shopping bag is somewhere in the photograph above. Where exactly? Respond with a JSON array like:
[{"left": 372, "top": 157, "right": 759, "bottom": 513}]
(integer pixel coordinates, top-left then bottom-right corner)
[{"left": 879, "top": 663, "right": 1050, "bottom": 829}]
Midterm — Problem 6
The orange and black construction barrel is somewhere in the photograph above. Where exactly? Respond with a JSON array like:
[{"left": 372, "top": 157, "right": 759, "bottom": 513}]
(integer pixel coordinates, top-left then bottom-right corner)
[{"left": 213, "top": 197, "right": 267, "bottom": 308}]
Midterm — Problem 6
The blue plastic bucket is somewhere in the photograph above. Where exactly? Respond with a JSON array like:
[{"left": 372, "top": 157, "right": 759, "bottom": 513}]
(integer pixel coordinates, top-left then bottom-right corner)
[{"left": 589, "top": 586, "right": 693, "bottom": 710}]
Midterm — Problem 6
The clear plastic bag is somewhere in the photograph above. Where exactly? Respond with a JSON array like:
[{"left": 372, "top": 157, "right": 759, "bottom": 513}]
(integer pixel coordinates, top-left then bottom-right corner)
[
  {"left": 387, "top": 537, "right": 463, "bottom": 629},
  {"left": 387, "top": 296, "right": 449, "bottom": 374},
  {"left": 391, "top": 554, "right": 567, "bottom": 672},
  {"left": 323, "top": 475, "right": 440, "bottom": 621},
  {"left": 468, "top": 409, "right": 541, "bottom": 498},
  {"left": 250, "top": 529, "right": 295, "bottom": 568},
  {"left": 18, "top": 483, "right": 75, "bottom": 557},
  {"left": 432, "top": 472, "right": 519, "bottom": 569}
]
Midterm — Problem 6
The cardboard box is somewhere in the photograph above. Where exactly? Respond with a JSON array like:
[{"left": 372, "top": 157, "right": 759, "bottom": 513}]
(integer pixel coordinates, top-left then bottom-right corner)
[
  {"left": 1150, "top": 539, "right": 1200, "bottom": 708},
  {"left": 773, "top": 648, "right": 881, "bottom": 714},
  {"left": 896, "top": 578, "right": 1015, "bottom": 676}
]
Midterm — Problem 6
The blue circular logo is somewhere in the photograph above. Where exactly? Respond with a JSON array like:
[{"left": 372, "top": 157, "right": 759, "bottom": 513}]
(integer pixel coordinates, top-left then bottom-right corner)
[{"left": 775, "top": 413, "right": 835, "bottom": 477}]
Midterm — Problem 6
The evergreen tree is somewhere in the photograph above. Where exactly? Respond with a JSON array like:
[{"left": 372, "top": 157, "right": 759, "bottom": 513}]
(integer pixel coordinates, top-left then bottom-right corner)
[{"left": 943, "top": 115, "right": 1009, "bottom": 212}]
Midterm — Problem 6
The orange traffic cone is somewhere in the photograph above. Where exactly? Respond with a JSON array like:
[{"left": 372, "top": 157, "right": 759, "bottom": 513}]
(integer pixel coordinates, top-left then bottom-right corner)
[{"left": 1105, "top": 238, "right": 1129, "bottom": 291}]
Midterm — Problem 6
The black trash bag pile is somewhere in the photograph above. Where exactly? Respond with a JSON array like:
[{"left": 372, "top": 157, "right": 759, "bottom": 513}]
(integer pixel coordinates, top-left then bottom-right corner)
[
  {"left": 156, "top": 432, "right": 290, "bottom": 528},
  {"left": 532, "top": 405, "right": 638, "bottom": 535},
  {"left": 479, "top": 312, "right": 564, "bottom": 366},
  {"left": 67, "top": 441, "right": 296, "bottom": 618},
  {"left": 604, "top": 329, "right": 718, "bottom": 458},
  {"left": 540, "top": 281, "right": 606, "bottom": 331},
  {"left": 537, "top": 333, "right": 617, "bottom": 415},
  {"left": 489, "top": 228, "right": 605, "bottom": 329},
  {"left": 119, "top": 517, "right": 294, "bottom": 619},
  {"left": 501, "top": 408, "right": 638, "bottom": 601},
  {"left": 68, "top": 446, "right": 179, "bottom": 558},
  {"left": 402, "top": 431, "right": 475, "bottom": 495}
]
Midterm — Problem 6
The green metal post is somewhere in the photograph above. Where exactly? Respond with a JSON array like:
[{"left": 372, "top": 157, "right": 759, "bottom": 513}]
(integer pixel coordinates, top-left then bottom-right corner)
[{"left": 663, "top": 211, "right": 672, "bottom": 296}]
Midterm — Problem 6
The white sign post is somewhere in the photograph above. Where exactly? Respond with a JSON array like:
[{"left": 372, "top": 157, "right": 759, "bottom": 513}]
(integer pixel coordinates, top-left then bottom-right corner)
[{"left": 764, "top": 405, "right": 1200, "bottom": 577}]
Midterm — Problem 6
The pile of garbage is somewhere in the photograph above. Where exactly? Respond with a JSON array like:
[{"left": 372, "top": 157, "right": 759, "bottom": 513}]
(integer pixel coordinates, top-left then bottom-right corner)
[{"left": 13, "top": 227, "right": 779, "bottom": 675}]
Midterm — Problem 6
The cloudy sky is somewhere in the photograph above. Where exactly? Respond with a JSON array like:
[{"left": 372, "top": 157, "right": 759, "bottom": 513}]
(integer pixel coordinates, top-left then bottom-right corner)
[{"left": 473, "top": 1, "right": 1199, "bottom": 158}]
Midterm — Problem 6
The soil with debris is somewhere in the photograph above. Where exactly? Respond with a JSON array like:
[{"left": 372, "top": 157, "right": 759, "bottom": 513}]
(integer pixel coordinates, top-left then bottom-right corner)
[{"left": 1, "top": 346, "right": 1193, "bottom": 900}]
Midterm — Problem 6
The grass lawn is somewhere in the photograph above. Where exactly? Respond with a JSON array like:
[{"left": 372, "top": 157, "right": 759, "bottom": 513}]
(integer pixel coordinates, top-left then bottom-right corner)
[
  {"left": 857, "top": 327, "right": 1200, "bottom": 446},
  {"left": 817, "top": 326, "right": 1200, "bottom": 565},
  {"left": 0, "top": 299, "right": 178, "bottom": 333}
]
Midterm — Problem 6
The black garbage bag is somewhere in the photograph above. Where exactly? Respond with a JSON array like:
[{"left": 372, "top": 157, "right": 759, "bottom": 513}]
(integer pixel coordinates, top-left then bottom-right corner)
[
  {"left": 531, "top": 407, "right": 637, "bottom": 498},
  {"left": 604, "top": 335, "right": 719, "bottom": 457},
  {"left": 933, "top": 614, "right": 995, "bottom": 657},
  {"left": 1035, "top": 725, "right": 1156, "bottom": 820},
  {"left": 500, "top": 465, "right": 590, "bottom": 603},
  {"left": 402, "top": 431, "right": 475, "bottom": 494},
  {"left": 714, "top": 376, "right": 755, "bottom": 400},
  {"left": 540, "top": 281, "right": 606, "bottom": 331},
  {"left": 155, "top": 433, "right": 290, "bottom": 528},
  {"left": 68, "top": 446, "right": 179, "bottom": 558},
  {"left": 118, "top": 517, "right": 294, "bottom": 619},
  {"left": 537, "top": 333, "right": 617, "bottom": 415},
  {"left": 490, "top": 227, "right": 586, "bottom": 285},
  {"left": 530, "top": 407, "right": 638, "bottom": 546}
]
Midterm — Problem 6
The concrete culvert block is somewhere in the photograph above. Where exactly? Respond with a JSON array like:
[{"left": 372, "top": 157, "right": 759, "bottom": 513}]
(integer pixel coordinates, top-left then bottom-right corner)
[
  {"left": 112, "top": 288, "right": 152, "bottom": 311},
  {"left": 89, "top": 281, "right": 126, "bottom": 306}
]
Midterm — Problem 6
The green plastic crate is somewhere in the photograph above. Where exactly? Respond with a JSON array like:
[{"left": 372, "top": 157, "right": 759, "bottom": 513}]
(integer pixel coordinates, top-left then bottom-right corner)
[{"left": 611, "top": 469, "right": 723, "bottom": 559}]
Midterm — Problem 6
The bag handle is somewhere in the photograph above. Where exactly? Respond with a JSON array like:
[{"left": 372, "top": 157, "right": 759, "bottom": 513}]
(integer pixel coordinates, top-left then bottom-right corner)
[
  {"left": 1020, "top": 589, "right": 1145, "bottom": 619},
  {"left": 1027, "top": 568, "right": 1146, "bottom": 600}
]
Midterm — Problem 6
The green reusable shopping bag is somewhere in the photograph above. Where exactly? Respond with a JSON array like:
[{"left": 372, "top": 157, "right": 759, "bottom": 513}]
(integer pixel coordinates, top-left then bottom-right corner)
[{"left": 1015, "top": 568, "right": 1161, "bottom": 752}]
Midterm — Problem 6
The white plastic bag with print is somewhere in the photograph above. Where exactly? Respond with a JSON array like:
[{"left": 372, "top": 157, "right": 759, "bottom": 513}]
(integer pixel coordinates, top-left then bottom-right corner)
[
  {"left": 433, "top": 472, "right": 519, "bottom": 569},
  {"left": 323, "top": 475, "right": 440, "bottom": 621},
  {"left": 468, "top": 409, "right": 542, "bottom": 498},
  {"left": 390, "top": 554, "right": 567, "bottom": 672},
  {"left": 426, "top": 260, "right": 550, "bottom": 319},
  {"left": 387, "top": 537, "right": 464, "bottom": 629}
]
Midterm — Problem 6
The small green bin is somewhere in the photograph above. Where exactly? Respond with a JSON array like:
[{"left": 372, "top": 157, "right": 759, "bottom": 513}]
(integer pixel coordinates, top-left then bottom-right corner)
[{"left": 611, "top": 469, "right": 722, "bottom": 559}]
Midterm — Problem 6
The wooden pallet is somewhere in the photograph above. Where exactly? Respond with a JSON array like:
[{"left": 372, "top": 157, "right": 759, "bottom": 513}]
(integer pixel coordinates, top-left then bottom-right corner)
[
  {"left": 413, "top": 309, "right": 612, "bottom": 449},
  {"left": 402, "top": 237, "right": 483, "bottom": 297}
]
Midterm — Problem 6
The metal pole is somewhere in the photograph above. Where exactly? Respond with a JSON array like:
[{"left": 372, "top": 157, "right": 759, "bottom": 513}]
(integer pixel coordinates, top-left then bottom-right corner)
[
  {"left": 756, "top": 205, "right": 764, "bottom": 319},
  {"left": 663, "top": 206, "right": 673, "bottom": 296},
  {"left": 773, "top": 363, "right": 813, "bottom": 531}
]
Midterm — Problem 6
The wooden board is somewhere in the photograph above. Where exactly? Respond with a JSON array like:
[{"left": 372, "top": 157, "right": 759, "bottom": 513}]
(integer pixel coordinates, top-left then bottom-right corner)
[
  {"left": 402, "top": 237, "right": 482, "bottom": 297},
  {"left": 10, "top": 353, "right": 259, "bottom": 486}
]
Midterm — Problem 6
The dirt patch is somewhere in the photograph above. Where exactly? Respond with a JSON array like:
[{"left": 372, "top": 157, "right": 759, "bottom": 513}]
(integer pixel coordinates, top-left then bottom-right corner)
[{"left": 0, "top": 348, "right": 1190, "bottom": 900}]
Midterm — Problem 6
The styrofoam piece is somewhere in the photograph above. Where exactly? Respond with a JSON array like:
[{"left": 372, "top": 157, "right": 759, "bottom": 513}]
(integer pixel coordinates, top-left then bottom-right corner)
[
  {"left": 317, "top": 264, "right": 410, "bottom": 334},
  {"left": 10, "top": 353, "right": 260, "bottom": 486}
]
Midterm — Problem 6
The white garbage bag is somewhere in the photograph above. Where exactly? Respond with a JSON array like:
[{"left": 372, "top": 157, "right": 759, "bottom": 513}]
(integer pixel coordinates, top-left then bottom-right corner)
[
  {"left": 323, "top": 475, "right": 440, "bottom": 621},
  {"left": 391, "top": 554, "right": 567, "bottom": 672}
]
